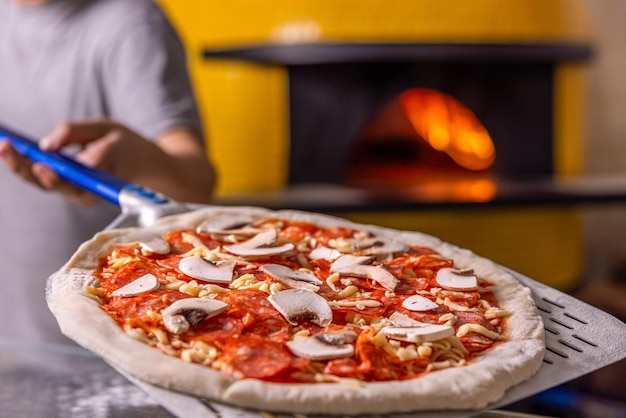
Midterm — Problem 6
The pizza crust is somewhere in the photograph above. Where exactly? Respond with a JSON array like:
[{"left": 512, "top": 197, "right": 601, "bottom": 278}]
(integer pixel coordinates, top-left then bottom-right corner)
[{"left": 47, "top": 206, "right": 545, "bottom": 415}]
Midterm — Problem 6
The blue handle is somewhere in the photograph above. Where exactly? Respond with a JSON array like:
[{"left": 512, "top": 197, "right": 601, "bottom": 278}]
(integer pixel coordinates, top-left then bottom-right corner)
[{"left": 0, "top": 125, "right": 129, "bottom": 205}]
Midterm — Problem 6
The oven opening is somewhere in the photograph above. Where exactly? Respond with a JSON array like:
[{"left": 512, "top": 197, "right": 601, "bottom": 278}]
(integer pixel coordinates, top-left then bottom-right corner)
[
  {"left": 344, "top": 88, "right": 497, "bottom": 201},
  {"left": 288, "top": 61, "right": 556, "bottom": 195}
]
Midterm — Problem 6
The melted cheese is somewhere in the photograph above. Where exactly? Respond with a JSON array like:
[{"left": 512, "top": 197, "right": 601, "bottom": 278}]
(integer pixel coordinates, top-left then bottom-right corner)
[{"left": 456, "top": 324, "right": 500, "bottom": 340}]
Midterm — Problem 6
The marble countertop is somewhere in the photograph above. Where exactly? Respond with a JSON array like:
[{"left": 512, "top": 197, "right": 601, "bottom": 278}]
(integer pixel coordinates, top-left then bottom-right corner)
[{"left": 0, "top": 337, "right": 174, "bottom": 418}]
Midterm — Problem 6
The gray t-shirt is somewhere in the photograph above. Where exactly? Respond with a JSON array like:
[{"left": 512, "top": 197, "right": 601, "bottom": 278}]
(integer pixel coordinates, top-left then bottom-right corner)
[{"left": 0, "top": 0, "right": 203, "bottom": 343}]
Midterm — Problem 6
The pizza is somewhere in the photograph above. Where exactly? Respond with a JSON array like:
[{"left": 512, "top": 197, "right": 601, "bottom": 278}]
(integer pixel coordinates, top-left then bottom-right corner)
[{"left": 47, "top": 206, "right": 545, "bottom": 415}]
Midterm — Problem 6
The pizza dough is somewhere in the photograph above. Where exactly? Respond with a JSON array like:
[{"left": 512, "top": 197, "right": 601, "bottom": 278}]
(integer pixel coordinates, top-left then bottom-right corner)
[{"left": 46, "top": 206, "right": 545, "bottom": 415}]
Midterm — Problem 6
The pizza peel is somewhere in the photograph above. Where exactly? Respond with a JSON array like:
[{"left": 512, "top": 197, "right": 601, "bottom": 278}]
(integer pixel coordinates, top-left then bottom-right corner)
[{"left": 5, "top": 126, "right": 625, "bottom": 417}]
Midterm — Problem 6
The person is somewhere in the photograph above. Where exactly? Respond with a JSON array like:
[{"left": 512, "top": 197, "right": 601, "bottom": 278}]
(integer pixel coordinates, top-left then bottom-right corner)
[{"left": 0, "top": 0, "right": 216, "bottom": 344}]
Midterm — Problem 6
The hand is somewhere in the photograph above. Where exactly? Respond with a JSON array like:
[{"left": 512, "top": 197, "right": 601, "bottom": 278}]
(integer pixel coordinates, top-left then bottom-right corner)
[
  {"left": 1, "top": 119, "right": 216, "bottom": 206},
  {"left": 0, "top": 138, "right": 98, "bottom": 207}
]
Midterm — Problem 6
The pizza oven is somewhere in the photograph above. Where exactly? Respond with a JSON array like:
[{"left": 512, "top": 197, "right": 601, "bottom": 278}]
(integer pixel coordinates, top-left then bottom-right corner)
[{"left": 163, "top": 0, "right": 596, "bottom": 290}]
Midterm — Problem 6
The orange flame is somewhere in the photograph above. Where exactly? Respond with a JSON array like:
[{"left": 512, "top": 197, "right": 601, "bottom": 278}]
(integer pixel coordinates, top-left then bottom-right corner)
[{"left": 400, "top": 89, "right": 495, "bottom": 171}]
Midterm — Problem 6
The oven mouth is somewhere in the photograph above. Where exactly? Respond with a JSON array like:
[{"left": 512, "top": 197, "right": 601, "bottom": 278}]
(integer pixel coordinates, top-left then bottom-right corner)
[{"left": 344, "top": 88, "right": 496, "bottom": 192}]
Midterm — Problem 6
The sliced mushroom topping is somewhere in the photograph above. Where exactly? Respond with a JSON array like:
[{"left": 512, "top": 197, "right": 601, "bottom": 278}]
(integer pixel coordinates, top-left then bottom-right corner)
[
  {"left": 309, "top": 246, "right": 342, "bottom": 261},
  {"left": 346, "top": 236, "right": 409, "bottom": 255},
  {"left": 382, "top": 323, "right": 454, "bottom": 344},
  {"left": 268, "top": 289, "right": 332, "bottom": 327},
  {"left": 196, "top": 213, "right": 260, "bottom": 236},
  {"left": 287, "top": 336, "right": 354, "bottom": 361},
  {"left": 224, "top": 243, "right": 295, "bottom": 257},
  {"left": 314, "top": 329, "right": 358, "bottom": 345},
  {"left": 436, "top": 267, "right": 478, "bottom": 291},
  {"left": 260, "top": 264, "right": 322, "bottom": 291},
  {"left": 330, "top": 256, "right": 399, "bottom": 291},
  {"left": 111, "top": 273, "right": 160, "bottom": 297},
  {"left": 223, "top": 228, "right": 294, "bottom": 257},
  {"left": 367, "top": 238, "right": 409, "bottom": 255},
  {"left": 384, "top": 311, "right": 454, "bottom": 343},
  {"left": 178, "top": 256, "right": 236, "bottom": 283},
  {"left": 234, "top": 228, "right": 276, "bottom": 247},
  {"left": 135, "top": 233, "right": 170, "bottom": 254},
  {"left": 161, "top": 298, "right": 228, "bottom": 335},
  {"left": 389, "top": 311, "right": 422, "bottom": 327},
  {"left": 402, "top": 295, "right": 439, "bottom": 312},
  {"left": 329, "top": 254, "right": 374, "bottom": 272},
  {"left": 341, "top": 265, "right": 399, "bottom": 291}
]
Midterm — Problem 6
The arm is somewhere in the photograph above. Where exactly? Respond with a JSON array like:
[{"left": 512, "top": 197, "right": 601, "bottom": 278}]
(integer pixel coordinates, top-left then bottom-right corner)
[{"left": 151, "top": 126, "right": 217, "bottom": 202}]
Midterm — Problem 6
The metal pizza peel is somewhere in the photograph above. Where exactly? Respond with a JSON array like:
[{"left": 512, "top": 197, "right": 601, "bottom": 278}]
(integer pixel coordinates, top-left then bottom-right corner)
[{"left": 5, "top": 125, "right": 625, "bottom": 417}]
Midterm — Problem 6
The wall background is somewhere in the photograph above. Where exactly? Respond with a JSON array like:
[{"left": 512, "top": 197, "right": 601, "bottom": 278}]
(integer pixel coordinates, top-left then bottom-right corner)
[{"left": 581, "top": 0, "right": 626, "bottom": 281}]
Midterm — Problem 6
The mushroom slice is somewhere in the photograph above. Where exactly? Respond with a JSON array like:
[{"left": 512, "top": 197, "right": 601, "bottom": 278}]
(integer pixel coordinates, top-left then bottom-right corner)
[
  {"left": 384, "top": 311, "right": 454, "bottom": 343},
  {"left": 223, "top": 243, "right": 294, "bottom": 257},
  {"left": 347, "top": 236, "right": 409, "bottom": 255},
  {"left": 342, "top": 265, "right": 399, "bottom": 291},
  {"left": 268, "top": 289, "right": 332, "bottom": 327},
  {"left": 329, "top": 254, "right": 375, "bottom": 272},
  {"left": 309, "top": 246, "right": 342, "bottom": 261},
  {"left": 196, "top": 213, "right": 255, "bottom": 232},
  {"left": 315, "top": 329, "right": 358, "bottom": 345},
  {"left": 161, "top": 298, "right": 228, "bottom": 335},
  {"left": 234, "top": 228, "right": 277, "bottom": 247},
  {"left": 223, "top": 229, "right": 294, "bottom": 257},
  {"left": 178, "top": 256, "right": 236, "bottom": 283},
  {"left": 389, "top": 311, "right": 422, "bottom": 327},
  {"left": 436, "top": 267, "right": 478, "bottom": 291},
  {"left": 287, "top": 336, "right": 354, "bottom": 361},
  {"left": 331, "top": 259, "right": 399, "bottom": 291},
  {"left": 402, "top": 295, "right": 439, "bottom": 312},
  {"left": 196, "top": 213, "right": 260, "bottom": 236},
  {"left": 111, "top": 273, "right": 160, "bottom": 297},
  {"left": 260, "top": 264, "right": 322, "bottom": 291},
  {"left": 382, "top": 323, "right": 454, "bottom": 344},
  {"left": 135, "top": 233, "right": 170, "bottom": 254}
]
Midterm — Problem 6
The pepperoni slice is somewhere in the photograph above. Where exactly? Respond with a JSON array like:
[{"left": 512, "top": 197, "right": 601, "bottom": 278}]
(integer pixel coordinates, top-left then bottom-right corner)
[
  {"left": 162, "top": 230, "right": 197, "bottom": 254},
  {"left": 162, "top": 230, "right": 220, "bottom": 254},
  {"left": 156, "top": 255, "right": 184, "bottom": 272},
  {"left": 104, "top": 290, "right": 189, "bottom": 326},
  {"left": 281, "top": 224, "right": 314, "bottom": 242},
  {"left": 100, "top": 261, "right": 160, "bottom": 292},
  {"left": 216, "top": 289, "right": 279, "bottom": 320},
  {"left": 218, "top": 334, "right": 292, "bottom": 379},
  {"left": 355, "top": 330, "right": 400, "bottom": 381},
  {"left": 455, "top": 311, "right": 496, "bottom": 330},
  {"left": 187, "top": 316, "right": 244, "bottom": 346},
  {"left": 460, "top": 334, "right": 495, "bottom": 353},
  {"left": 454, "top": 311, "right": 500, "bottom": 353},
  {"left": 387, "top": 254, "right": 453, "bottom": 271},
  {"left": 245, "top": 316, "right": 291, "bottom": 341},
  {"left": 215, "top": 289, "right": 293, "bottom": 341},
  {"left": 324, "top": 357, "right": 360, "bottom": 378},
  {"left": 394, "top": 276, "right": 430, "bottom": 294},
  {"left": 314, "top": 227, "right": 357, "bottom": 246}
]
